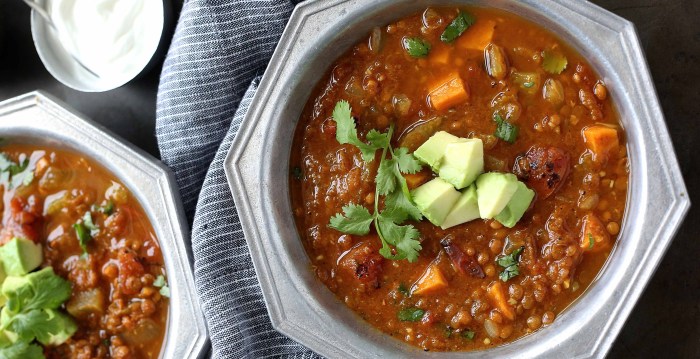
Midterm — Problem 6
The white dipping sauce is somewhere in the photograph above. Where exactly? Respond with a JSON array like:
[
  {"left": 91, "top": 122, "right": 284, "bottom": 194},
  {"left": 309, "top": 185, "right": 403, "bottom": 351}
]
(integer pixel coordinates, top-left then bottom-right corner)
[{"left": 48, "top": 0, "right": 162, "bottom": 83}]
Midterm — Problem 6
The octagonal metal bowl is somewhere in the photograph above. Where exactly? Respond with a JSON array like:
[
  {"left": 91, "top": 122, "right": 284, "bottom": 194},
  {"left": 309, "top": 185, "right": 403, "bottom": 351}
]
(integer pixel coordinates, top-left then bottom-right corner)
[
  {"left": 0, "top": 91, "right": 208, "bottom": 358},
  {"left": 224, "top": 0, "right": 690, "bottom": 358}
]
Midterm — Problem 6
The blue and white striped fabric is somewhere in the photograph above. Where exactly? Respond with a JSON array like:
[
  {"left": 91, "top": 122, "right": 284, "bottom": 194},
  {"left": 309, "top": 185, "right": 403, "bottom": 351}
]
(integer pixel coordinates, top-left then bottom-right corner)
[{"left": 155, "top": 1, "right": 319, "bottom": 357}]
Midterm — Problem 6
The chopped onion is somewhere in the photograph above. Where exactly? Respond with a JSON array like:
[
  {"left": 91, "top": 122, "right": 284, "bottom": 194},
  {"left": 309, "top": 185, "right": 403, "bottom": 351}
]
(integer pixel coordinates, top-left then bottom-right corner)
[{"left": 484, "top": 319, "right": 500, "bottom": 338}]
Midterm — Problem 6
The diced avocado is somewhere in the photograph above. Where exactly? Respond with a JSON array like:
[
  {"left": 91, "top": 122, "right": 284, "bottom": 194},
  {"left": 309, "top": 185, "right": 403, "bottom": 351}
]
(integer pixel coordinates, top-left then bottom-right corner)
[
  {"left": 438, "top": 139, "right": 484, "bottom": 189},
  {"left": 36, "top": 309, "right": 77, "bottom": 346},
  {"left": 441, "top": 184, "right": 480, "bottom": 229},
  {"left": 0, "top": 238, "right": 42, "bottom": 276},
  {"left": 414, "top": 131, "right": 464, "bottom": 171},
  {"left": 494, "top": 181, "right": 536, "bottom": 228},
  {"left": 411, "top": 178, "right": 462, "bottom": 226},
  {"left": 494, "top": 181, "right": 535, "bottom": 228},
  {"left": 0, "top": 265, "right": 6, "bottom": 307},
  {"left": 475, "top": 172, "right": 519, "bottom": 219}
]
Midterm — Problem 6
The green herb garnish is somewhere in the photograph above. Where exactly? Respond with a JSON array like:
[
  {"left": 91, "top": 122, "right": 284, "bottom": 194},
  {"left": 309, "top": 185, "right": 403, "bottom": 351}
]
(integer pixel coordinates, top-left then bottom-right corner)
[
  {"left": 94, "top": 201, "right": 115, "bottom": 216},
  {"left": 440, "top": 11, "right": 476, "bottom": 43},
  {"left": 397, "top": 307, "right": 425, "bottom": 322},
  {"left": 444, "top": 326, "right": 453, "bottom": 338},
  {"left": 523, "top": 82, "right": 535, "bottom": 88},
  {"left": 542, "top": 49, "right": 568, "bottom": 74},
  {"left": 153, "top": 275, "right": 170, "bottom": 298},
  {"left": 462, "top": 329, "right": 476, "bottom": 340},
  {"left": 329, "top": 101, "right": 424, "bottom": 262},
  {"left": 493, "top": 114, "right": 519, "bottom": 144},
  {"left": 73, "top": 213, "right": 98, "bottom": 257},
  {"left": 0, "top": 154, "right": 33, "bottom": 189},
  {"left": 397, "top": 283, "right": 410, "bottom": 297},
  {"left": 497, "top": 246, "right": 524, "bottom": 282},
  {"left": 0, "top": 340, "right": 44, "bottom": 359},
  {"left": 588, "top": 233, "right": 594, "bottom": 249},
  {"left": 403, "top": 37, "right": 431, "bottom": 58}
]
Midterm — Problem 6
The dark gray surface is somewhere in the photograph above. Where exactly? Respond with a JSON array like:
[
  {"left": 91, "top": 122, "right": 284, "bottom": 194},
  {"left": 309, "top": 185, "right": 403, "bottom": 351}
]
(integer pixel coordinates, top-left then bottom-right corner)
[{"left": 0, "top": 0, "right": 697, "bottom": 358}]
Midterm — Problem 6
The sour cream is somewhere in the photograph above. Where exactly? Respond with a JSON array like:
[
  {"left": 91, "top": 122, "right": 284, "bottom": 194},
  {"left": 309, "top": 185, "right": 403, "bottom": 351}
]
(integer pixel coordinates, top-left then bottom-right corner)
[{"left": 47, "top": 0, "right": 163, "bottom": 85}]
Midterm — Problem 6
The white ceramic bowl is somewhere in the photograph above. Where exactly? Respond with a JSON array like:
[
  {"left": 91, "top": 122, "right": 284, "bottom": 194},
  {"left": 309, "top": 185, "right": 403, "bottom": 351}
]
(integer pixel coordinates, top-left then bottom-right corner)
[{"left": 30, "top": 0, "right": 172, "bottom": 92}]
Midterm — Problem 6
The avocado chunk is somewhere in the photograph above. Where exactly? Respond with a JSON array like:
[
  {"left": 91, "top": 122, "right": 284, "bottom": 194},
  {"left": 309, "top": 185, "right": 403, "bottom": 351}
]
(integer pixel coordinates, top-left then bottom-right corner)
[
  {"left": 441, "top": 184, "right": 480, "bottom": 229},
  {"left": 438, "top": 138, "right": 484, "bottom": 189},
  {"left": 411, "top": 178, "right": 462, "bottom": 226},
  {"left": 494, "top": 181, "right": 536, "bottom": 228},
  {"left": 0, "top": 238, "right": 42, "bottom": 277},
  {"left": 35, "top": 309, "right": 78, "bottom": 346},
  {"left": 414, "top": 131, "right": 464, "bottom": 171},
  {"left": 475, "top": 172, "right": 519, "bottom": 219}
]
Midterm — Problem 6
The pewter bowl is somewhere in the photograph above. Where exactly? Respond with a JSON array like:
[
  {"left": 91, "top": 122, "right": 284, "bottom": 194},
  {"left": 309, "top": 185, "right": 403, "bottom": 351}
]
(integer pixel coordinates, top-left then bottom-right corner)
[
  {"left": 0, "top": 91, "right": 208, "bottom": 358},
  {"left": 225, "top": 0, "right": 689, "bottom": 357}
]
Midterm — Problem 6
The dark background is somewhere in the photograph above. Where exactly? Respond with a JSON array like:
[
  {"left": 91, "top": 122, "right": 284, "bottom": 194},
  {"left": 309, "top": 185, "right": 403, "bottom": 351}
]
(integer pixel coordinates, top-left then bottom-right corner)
[{"left": 1, "top": 0, "right": 698, "bottom": 357}]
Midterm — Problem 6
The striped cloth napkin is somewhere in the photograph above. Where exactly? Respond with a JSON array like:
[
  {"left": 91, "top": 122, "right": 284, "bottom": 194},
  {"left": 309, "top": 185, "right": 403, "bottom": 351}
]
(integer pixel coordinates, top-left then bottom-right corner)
[{"left": 155, "top": 0, "right": 319, "bottom": 358}]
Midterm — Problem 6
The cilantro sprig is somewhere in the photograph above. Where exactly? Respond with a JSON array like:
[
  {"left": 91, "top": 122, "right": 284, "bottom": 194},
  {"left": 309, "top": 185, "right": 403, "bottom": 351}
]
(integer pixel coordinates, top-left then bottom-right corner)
[
  {"left": 328, "top": 101, "right": 424, "bottom": 262},
  {"left": 497, "top": 246, "right": 524, "bottom": 282},
  {"left": 0, "top": 153, "right": 34, "bottom": 189}
]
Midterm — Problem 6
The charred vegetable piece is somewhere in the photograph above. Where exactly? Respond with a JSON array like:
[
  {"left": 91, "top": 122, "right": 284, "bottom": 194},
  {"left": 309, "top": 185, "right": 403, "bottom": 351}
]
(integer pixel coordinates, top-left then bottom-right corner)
[
  {"left": 513, "top": 146, "right": 570, "bottom": 199},
  {"left": 440, "top": 236, "right": 485, "bottom": 278}
]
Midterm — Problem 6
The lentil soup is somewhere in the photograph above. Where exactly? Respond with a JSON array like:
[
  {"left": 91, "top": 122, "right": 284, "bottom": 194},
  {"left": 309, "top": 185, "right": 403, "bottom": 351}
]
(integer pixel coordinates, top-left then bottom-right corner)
[
  {"left": 0, "top": 144, "right": 168, "bottom": 358},
  {"left": 291, "top": 6, "right": 628, "bottom": 351}
]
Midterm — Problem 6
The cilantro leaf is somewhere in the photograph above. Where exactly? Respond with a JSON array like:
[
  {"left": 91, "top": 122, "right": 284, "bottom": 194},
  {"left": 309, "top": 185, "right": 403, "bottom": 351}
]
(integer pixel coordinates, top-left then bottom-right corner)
[
  {"left": 333, "top": 101, "right": 386, "bottom": 162},
  {"left": 462, "top": 329, "right": 476, "bottom": 340},
  {"left": 0, "top": 340, "right": 44, "bottom": 359},
  {"left": 542, "top": 49, "right": 568, "bottom": 74},
  {"left": 497, "top": 246, "right": 524, "bottom": 282},
  {"left": 366, "top": 129, "right": 390, "bottom": 149},
  {"left": 494, "top": 114, "right": 519, "bottom": 144},
  {"left": 4, "top": 308, "right": 76, "bottom": 345},
  {"left": 328, "top": 204, "right": 373, "bottom": 235},
  {"left": 588, "top": 233, "right": 595, "bottom": 249},
  {"left": 397, "top": 283, "right": 410, "bottom": 297},
  {"left": 333, "top": 100, "right": 355, "bottom": 144},
  {"left": 376, "top": 216, "right": 421, "bottom": 262},
  {"left": 403, "top": 37, "right": 431, "bottom": 57},
  {"left": 397, "top": 307, "right": 425, "bottom": 322},
  {"left": 440, "top": 11, "right": 476, "bottom": 43},
  {"left": 98, "top": 201, "right": 115, "bottom": 215},
  {"left": 73, "top": 223, "right": 92, "bottom": 256},
  {"left": 3, "top": 267, "right": 72, "bottom": 313},
  {"left": 394, "top": 147, "right": 422, "bottom": 174},
  {"left": 383, "top": 188, "right": 422, "bottom": 223},
  {"left": 375, "top": 159, "right": 397, "bottom": 196},
  {"left": 82, "top": 212, "right": 99, "bottom": 237}
]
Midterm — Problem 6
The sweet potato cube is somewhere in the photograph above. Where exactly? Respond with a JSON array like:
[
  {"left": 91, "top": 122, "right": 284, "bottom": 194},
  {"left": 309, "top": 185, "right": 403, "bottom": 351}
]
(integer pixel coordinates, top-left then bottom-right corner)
[
  {"left": 411, "top": 263, "right": 448, "bottom": 296},
  {"left": 487, "top": 281, "right": 516, "bottom": 320},
  {"left": 430, "top": 47, "right": 450, "bottom": 65},
  {"left": 583, "top": 126, "right": 619, "bottom": 162},
  {"left": 456, "top": 20, "right": 496, "bottom": 51},
  {"left": 428, "top": 73, "right": 470, "bottom": 111},
  {"left": 403, "top": 172, "right": 430, "bottom": 190},
  {"left": 580, "top": 213, "right": 611, "bottom": 252}
]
